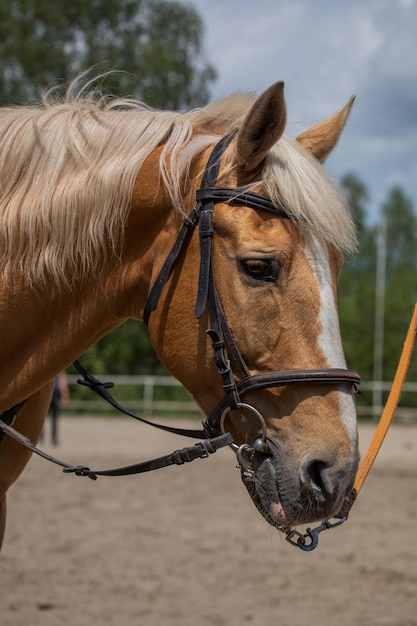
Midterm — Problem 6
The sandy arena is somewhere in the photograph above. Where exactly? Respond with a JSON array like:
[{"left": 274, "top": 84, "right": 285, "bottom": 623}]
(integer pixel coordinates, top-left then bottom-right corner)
[{"left": 1, "top": 417, "right": 416, "bottom": 626}]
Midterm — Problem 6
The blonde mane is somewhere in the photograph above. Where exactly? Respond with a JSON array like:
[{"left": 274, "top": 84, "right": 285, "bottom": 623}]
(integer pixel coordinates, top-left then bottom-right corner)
[{"left": 0, "top": 85, "right": 355, "bottom": 289}]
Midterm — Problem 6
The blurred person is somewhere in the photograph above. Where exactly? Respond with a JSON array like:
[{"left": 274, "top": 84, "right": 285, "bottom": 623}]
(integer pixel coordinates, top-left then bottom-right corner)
[{"left": 42, "top": 371, "right": 70, "bottom": 445}]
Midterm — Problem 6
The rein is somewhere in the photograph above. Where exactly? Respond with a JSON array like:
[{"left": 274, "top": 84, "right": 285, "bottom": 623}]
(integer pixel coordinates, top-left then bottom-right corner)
[{"left": 0, "top": 416, "right": 231, "bottom": 480}]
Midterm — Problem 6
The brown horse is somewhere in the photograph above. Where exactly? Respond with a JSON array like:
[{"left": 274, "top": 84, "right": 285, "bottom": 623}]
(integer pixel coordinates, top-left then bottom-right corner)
[{"left": 0, "top": 79, "right": 359, "bottom": 549}]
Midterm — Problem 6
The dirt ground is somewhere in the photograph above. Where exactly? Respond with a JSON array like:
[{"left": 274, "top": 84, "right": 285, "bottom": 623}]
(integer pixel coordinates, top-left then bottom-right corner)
[{"left": 1, "top": 417, "right": 417, "bottom": 626}]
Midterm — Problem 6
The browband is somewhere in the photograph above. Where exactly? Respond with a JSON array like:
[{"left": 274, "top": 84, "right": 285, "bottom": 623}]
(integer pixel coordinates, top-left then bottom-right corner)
[{"left": 196, "top": 187, "right": 289, "bottom": 218}]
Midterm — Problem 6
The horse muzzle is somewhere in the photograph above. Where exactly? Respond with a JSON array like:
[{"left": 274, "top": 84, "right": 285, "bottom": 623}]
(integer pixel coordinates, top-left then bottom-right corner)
[
  {"left": 240, "top": 437, "right": 358, "bottom": 529},
  {"left": 203, "top": 366, "right": 360, "bottom": 530}
]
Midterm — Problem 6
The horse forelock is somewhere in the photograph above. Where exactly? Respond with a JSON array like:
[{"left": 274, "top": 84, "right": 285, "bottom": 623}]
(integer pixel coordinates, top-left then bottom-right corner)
[
  {"left": 182, "top": 95, "right": 357, "bottom": 255},
  {"left": 0, "top": 86, "right": 355, "bottom": 290},
  {"left": 262, "top": 137, "right": 357, "bottom": 255}
]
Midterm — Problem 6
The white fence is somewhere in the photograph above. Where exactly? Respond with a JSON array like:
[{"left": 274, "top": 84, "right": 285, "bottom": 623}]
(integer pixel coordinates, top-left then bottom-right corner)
[
  {"left": 67, "top": 374, "right": 203, "bottom": 418},
  {"left": 360, "top": 380, "right": 417, "bottom": 420},
  {"left": 66, "top": 375, "right": 417, "bottom": 421}
]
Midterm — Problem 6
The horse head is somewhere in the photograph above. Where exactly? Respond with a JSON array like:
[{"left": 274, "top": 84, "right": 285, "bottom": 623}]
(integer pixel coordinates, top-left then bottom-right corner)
[
  {"left": 0, "top": 78, "right": 359, "bottom": 543},
  {"left": 144, "top": 82, "right": 359, "bottom": 529}
]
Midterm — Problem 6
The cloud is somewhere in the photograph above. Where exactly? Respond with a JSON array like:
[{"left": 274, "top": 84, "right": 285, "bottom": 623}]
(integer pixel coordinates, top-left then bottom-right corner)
[{"left": 191, "top": 0, "right": 417, "bottom": 215}]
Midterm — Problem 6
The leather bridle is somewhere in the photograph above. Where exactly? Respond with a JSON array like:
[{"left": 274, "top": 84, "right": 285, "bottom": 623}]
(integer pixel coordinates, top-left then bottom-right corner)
[{"left": 143, "top": 132, "right": 361, "bottom": 464}]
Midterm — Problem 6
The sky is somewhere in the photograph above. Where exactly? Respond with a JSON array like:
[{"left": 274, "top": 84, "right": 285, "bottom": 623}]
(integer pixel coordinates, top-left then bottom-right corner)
[{"left": 190, "top": 0, "right": 417, "bottom": 221}]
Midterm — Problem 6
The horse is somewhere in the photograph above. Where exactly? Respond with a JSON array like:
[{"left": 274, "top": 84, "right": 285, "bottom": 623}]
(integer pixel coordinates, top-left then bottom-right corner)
[{"left": 0, "top": 79, "right": 360, "bottom": 550}]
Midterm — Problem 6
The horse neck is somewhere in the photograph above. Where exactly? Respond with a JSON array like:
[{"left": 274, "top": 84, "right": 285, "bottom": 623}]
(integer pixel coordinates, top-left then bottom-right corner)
[{"left": 0, "top": 150, "right": 184, "bottom": 410}]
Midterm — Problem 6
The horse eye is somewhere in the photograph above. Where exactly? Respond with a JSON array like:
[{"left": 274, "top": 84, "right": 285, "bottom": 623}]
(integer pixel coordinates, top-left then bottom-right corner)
[{"left": 240, "top": 259, "right": 279, "bottom": 282}]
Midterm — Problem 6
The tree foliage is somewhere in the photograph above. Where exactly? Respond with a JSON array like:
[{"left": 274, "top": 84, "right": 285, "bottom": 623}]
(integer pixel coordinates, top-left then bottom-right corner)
[
  {"left": 0, "top": 0, "right": 216, "bottom": 107},
  {"left": 338, "top": 173, "right": 377, "bottom": 379},
  {"left": 382, "top": 186, "right": 417, "bottom": 383},
  {"left": 339, "top": 175, "right": 417, "bottom": 408}
]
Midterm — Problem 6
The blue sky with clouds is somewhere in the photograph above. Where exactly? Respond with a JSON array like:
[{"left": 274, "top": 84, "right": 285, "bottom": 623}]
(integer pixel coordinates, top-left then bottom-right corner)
[{"left": 190, "top": 0, "right": 417, "bottom": 221}]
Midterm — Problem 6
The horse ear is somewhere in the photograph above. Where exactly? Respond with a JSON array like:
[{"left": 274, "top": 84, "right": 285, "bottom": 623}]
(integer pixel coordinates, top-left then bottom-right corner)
[
  {"left": 236, "top": 81, "right": 287, "bottom": 175},
  {"left": 296, "top": 96, "right": 355, "bottom": 163}
]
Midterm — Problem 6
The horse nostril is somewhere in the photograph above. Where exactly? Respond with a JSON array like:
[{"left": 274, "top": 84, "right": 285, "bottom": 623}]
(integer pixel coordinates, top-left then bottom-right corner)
[{"left": 302, "top": 459, "right": 331, "bottom": 495}]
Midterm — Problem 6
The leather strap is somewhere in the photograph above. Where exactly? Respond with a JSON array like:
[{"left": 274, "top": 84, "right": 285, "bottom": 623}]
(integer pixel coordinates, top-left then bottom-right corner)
[
  {"left": 0, "top": 415, "right": 232, "bottom": 480},
  {"left": 195, "top": 208, "right": 214, "bottom": 319},
  {"left": 73, "top": 359, "right": 205, "bottom": 439},
  {"left": 143, "top": 134, "right": 239, "bottom": 326},
  {"left": 196, "top": 187, "right": 289, "bottom": 217},
  {"left": 215, "top": 294, "right": 250, "bottom": 379},
  {"left": 143, "top": 205, "right": 201, "bottom": 326},
  {"left": 62, "top": 433, "right": 232, "bottom": 479},
  {"left": 199, "top": 133, "right": 237, "bottom": 188},
  {"left": 0, "top": 401, "right": 24, "bottom": 444},
  {"left": 204, "top": 368, "right": 361, "bottom": 435}
]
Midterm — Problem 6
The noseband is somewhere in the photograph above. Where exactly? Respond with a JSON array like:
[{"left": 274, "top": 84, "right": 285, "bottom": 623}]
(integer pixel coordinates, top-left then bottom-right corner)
[{"left": 143, "top": 133, "right": 360, "bottom": 464}]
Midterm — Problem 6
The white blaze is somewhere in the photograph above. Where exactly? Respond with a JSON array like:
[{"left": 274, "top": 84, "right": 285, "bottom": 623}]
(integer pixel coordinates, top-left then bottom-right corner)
[{"left": 304, "top": 233, "right": 357, "bottom": 443}]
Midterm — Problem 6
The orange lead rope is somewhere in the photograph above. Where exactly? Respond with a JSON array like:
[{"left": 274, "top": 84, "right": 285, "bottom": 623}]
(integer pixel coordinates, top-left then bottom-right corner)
[{"left": 354, "top": 303, "right": 417, "bottom": 494}]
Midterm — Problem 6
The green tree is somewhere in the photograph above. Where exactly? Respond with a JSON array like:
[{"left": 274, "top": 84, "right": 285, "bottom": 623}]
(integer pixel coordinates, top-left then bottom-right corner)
[
  {"left": 0, "top": 0, "right": 216, "bottom": 107},
  {"left": 338, "top": 178, "right": 417, "bottom": 413},
  {"left": 74, "top": 322, "right": 165, "bottom": 376},
  {"left": 382, "top": 186, "right": 417, "bottom": 384},
  {"left": 338, "top": 173, "right": 377, "bottom": 381}
]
